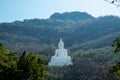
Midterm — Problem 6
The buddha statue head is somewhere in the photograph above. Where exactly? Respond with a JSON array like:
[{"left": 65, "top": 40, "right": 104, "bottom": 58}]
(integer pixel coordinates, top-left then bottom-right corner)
[{"left": 58, "top": 38, "right": 64, "bottom": 49}]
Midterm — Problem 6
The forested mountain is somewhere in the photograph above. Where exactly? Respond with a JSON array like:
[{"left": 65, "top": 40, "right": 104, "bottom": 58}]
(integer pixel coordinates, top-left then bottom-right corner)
[
  {"left": 0, "top": 12, "right": 120, "bottom": 52},
  {"left": 50, "top": 11, "right": 94, "bottom": 20},
  {"left": 0, "top": 11, "right": 120, "bottom": 80}
]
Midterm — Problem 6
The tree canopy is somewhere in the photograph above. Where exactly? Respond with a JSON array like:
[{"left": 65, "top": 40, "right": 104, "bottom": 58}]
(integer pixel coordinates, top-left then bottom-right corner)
[{"left": 0, "top": 43, "right": 47, "bottom": 80}]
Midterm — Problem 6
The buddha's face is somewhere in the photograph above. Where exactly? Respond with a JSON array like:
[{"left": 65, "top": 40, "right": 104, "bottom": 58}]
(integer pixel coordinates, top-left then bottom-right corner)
[
  {"left": 58, "top": 39, "right": 64, "bottom": 49},
  {"left": 58, "top": 42, "right": 64, "bottom": 49}
]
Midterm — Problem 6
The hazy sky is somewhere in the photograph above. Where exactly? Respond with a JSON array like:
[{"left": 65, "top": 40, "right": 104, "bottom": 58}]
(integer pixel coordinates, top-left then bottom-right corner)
[{"left": 0, "top": 0, "right": 120, "bottom": 22}]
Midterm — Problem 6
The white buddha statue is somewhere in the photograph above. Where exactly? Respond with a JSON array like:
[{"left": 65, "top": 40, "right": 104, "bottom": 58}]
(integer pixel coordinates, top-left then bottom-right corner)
[{"left": 49, "top": 38, "right": 73, "bottom": 66}]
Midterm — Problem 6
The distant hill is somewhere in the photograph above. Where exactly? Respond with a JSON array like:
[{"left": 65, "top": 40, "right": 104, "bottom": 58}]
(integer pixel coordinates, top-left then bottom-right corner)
[
  {"left": 0, "top": 12, "right": 120, "bottom": 52},
  {"left": 50, "top": 11, "right": 94, "bottom": 20}
]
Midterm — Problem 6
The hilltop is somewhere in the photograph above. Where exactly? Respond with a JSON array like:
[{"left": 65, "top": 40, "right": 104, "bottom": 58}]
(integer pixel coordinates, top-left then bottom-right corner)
[{"left": 0, "top": 12, "right": 120, "bottom": 52}]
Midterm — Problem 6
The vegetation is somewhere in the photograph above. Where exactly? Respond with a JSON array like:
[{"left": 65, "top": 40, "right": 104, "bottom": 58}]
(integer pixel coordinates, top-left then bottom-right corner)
[
  {"left": 0, "top": 12, "right": 120, "bottom": 53},
  {"left": 0, "top": 43, "right": 47, "bottom": 80},
  {"left": 112, "top": 37, "right": 120, "bottom": 53},
  {"left": 109, "top": 37, "right": 120, "bottom": 79},
  {"left": 0, "top": 11, "right": 120, "bottom": 79},
  {"left": 46, "top": 46, "right": 120, "bottom": 80}
]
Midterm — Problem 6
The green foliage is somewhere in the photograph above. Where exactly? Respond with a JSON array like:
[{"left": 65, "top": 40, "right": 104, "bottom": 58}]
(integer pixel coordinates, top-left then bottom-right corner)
[
  {"left": 110, "top": 63, "right": 120, "bottom": 80},
  {"left": 0, "top": 43, "right": 47, "bottom": 80},
  {"left": 0, "top": 12, "right": 120, "bottom": 80},
  {"left": 112, "top": 37, "right": 120, "bottom": 53},
  {"left": 0, "top": 43, "right": 18, "bottom": 80},
  {"left": 109, "top": 37, "right": 120, "bottom": 79},
  {"left": 47, "top": 47, "right": 119, "bottom": 80},
  {"left": 17, "top": 51, "right": 47, "bottom": 80},
  {"left": 39, "top": 45, "right": 56, "bottom": 60}
]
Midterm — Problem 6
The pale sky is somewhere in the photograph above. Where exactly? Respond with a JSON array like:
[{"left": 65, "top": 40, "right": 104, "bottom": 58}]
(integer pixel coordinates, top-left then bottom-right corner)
[{"left": 0, "top": 0, "right": 120, "bottom": 22}]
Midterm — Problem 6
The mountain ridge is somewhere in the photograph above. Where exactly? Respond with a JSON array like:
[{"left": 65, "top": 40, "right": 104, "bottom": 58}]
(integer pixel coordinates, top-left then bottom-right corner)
[
  {"left": 50, "top": 11, "right": 94, "bottom": 20},
  {"left": 0, "top": 11, "right": 120, "bottom": 52}
]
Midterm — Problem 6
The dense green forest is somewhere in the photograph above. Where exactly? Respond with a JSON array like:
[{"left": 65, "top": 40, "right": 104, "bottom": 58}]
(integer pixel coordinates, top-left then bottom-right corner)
[
  {"left": 0, "top": 11, "right": 120, "bottom": 80},
  {"left": 0, "top": 43, "right": 47, "bottom": 80}
]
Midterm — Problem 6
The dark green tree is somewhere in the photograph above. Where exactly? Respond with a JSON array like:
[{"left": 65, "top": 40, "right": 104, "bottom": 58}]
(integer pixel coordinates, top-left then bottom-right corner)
[
  {"left": 0, "top": 43, "right": 47, "bottom": 80},
  {"left": 112, "top": 37, "right": 120, "bottom": 53},
  {"left": 17, "top": 51, "right": 47, "bottom": 80},
  {"left": 0, "top": 43, "right": 18, "bottom": 80},
  {"left": 110, "top": 37, "right": 120, "bottom": 80}
]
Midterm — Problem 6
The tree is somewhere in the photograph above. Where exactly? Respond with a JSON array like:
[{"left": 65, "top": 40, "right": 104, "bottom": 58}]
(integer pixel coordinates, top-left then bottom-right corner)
[
  {"left": 0, "top": 43, "right": 47, "bottom": 80},
  {"left": 112, "top": 37, "right": 120, "bottom": 53},
  {"left": 17, "top": 51, "right": 47, "bottom": 80},
  {"left": 110, "top": 37, "right": 120, "bottom": 79},
  {"left": 0, "top": 43, "right": 18, "bottom": 80}
]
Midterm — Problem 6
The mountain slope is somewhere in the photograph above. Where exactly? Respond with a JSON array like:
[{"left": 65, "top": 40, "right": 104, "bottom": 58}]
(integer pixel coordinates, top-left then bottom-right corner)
[
  {"left": 70, "top": 32, "right": 120, "bottom": 51},
  {"left": 0, "top": 12, "right": 120, "bottom": 52}
]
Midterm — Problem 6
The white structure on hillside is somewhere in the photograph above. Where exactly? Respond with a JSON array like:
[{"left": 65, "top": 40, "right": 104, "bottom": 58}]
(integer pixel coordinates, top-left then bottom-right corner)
[{"left": 48, "top": 38, "right": 73, "bottom": 66}]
